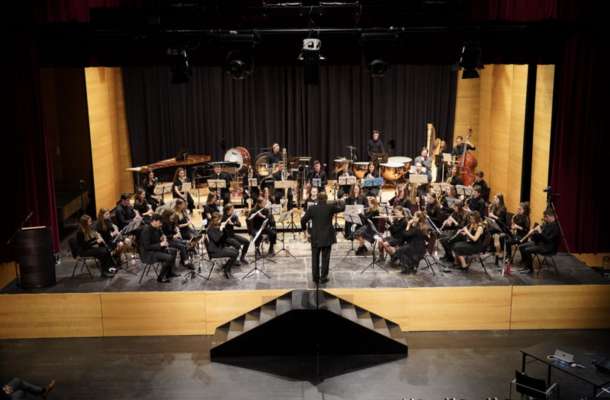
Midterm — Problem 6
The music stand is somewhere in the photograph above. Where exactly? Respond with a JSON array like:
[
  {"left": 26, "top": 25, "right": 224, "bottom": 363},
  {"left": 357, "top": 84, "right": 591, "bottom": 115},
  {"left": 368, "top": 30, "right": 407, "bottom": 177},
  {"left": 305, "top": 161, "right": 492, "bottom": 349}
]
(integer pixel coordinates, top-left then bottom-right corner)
[
  {"left": 183, "top": 236, "right": 208, "bottom": 282},
  {"left": 208, "top": 179, "right": 226, "bottom": 190},
  {"left": 276, "top": 209, "right": 297, "bottom": 258},
  {"left": 424, "top": 213, "right": 444, "bottom": 273},
  {"left": 360, "top": 219, "right": 388, "bottom": 274},
  {"left": 312, "top": 178, "right": 322, "bottom": 188},
  {"left": 242, "top": 219, "right": 272, "bottom": 279},
  {"left": 338, "top": 176, "right": 357, "bottom": 186},
  {"left": 342, "top": 205, "right": 363, "bottom": 259},
  {"left": 456, "top": 184, "right": 473, "bottom": 198}
]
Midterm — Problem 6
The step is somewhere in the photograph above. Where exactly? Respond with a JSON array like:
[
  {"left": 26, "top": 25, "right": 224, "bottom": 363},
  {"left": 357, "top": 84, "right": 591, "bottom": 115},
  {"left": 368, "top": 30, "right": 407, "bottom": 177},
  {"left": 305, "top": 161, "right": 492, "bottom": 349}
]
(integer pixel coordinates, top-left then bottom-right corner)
[
  {"left": 339, "top": 301, "right": 358, "bottom": 322},
  {"left": 227, "top": 317, "right": 245, "bottom": 340},
  {"left": 213, "top": 323, "right": 230, "bottom": 344},
  {"left": 275, "top": 297, "right": 292, "bottom": 315},
  {"left": 355, "top": 308, "right": 374, "bottom": 329},
  {"left": 371, "top": 315, "right": 390, "bottom": 337},
  {"left": 386, "top": 321, "right": 404, "bottom": 340},
  {"left": 322, "top": 297, "right": 342, "bottom": 314},
  {"left": 260, "top": 303, "right": 276, "bottom": 323},
  {"left": 243, "top": 311, "right": 259, "bottom": 332}
]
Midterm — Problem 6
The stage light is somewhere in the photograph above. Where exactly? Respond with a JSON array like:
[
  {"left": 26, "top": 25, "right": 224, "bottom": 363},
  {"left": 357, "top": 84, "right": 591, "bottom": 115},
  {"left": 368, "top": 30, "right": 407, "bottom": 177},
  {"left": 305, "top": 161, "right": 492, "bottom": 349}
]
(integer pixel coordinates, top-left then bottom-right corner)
[
  {"left": 169, "top": 49, "right": 192, "bottom": 84},
  {"left": 224, "top": 51, "right": 253, "bottom": 80},
  {"left": 368, "top": 59, "right": 389, "bottom": 78},
  {"left": 298, "top": 37, "right": 324, "bottom": 85},
  {"left": 458, "top": 41, "right": 482, "bottom": 79}
]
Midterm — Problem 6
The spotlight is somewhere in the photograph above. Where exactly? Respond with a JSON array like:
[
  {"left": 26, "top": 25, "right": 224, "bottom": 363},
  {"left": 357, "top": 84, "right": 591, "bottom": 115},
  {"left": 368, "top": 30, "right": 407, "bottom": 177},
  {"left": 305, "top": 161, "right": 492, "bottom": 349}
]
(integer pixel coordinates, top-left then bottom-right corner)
[
  {"left": 458, "top": 41, "right": 482, "bottom": 79},
  {"left": 298, "top": 38, "right": 324, "bottom": 85},
  {"left": 368, "top": 59, "right": 389, "bottom": 78},
  {"left": 224, "top": 51, "right": 253, "bottom": 80},
  {"left": 168, "top": 49, "right": 192, "bottom": 84}
]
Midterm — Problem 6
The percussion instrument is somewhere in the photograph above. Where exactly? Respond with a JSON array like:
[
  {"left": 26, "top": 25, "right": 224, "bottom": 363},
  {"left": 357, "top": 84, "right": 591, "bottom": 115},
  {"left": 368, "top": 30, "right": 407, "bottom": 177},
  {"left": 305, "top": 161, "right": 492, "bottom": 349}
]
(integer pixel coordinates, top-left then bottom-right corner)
[
  {"left": 334, "top": 158, "right": 352, "bottom": 173},
  {"left": 352, "top": 162, "right": 370, "bottom": 179},
  {"left": 380, "top": 162, "right": 405, "bottom": 181},
  {"left": 223, "top": 146, "right": 251, "bottom": 174},
  {"left": 254, "top": 153, "right": 272, "bottom": 177},
  {"left": 387, "top": 156, "right": 412, "bottom": 171}
]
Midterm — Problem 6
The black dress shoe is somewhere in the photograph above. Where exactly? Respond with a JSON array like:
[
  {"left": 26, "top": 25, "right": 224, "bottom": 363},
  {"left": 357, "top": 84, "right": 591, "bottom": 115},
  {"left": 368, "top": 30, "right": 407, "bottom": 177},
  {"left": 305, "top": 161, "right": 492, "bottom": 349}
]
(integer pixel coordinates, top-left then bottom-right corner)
[
  {"left": 240, "top": 257, "right": 249, "bottom": 265},
  {"left": 320, "top": 277, "right": 329, "bottom": 284},
  {"left": 168, "top": 272, "right": 180, "bottom": 278},
  {"left": 223, "top": 269, "right": 233, "bottom": 279},
  {"left": 157, "top": 277, "right": 170, "bottom": 283},
  {"left": 233, "top": 260, "right": 241, "bottom": 267}
]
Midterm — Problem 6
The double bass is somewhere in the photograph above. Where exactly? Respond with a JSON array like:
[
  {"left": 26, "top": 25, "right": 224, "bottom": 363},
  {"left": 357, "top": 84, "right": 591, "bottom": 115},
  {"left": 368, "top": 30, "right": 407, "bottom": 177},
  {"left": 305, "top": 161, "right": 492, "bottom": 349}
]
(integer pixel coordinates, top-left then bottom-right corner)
[{"left": 456, "top": 129, "right": 477, "bottom": 186}]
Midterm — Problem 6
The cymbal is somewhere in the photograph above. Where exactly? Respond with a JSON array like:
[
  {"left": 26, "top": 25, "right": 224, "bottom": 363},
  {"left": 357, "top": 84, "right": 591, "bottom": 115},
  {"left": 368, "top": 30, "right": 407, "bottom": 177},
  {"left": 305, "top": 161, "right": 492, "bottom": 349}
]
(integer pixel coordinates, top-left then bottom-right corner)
[{"left": 346, "top": 145, "right": 357, "bottom": 150}]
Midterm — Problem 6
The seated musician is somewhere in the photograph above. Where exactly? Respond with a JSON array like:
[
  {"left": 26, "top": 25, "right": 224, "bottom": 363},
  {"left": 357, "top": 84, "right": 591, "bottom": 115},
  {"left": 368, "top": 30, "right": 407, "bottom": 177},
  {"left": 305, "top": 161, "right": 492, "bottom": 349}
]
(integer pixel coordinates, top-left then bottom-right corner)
[
  {"left": 76, "top": 214, "right": 117, "bottom": 278},
  {"left": 343, "top": 185, "right": 367, "bottom": 240},
  {"left": 466, "top": 187, "right": 486, "bottom": 216},
  {"left": 140, "top": 213, "right": 177, "bottom": 283},
  {"left": 451, "top": 211, "right": 486, "bottom": 271},
  {"left": 451, "top": 135, "right": 476, "bottom": 157},
  {"left": 203, "top": 193, "right": 220, "bottom": 226},
  {"left": 354, "top": 197, "right": 381, "bottom": 255},
  {"left": 268, "top": 143, "right": 282, "bottom": 164},
  {"left": 271, "top": 163, "right": 294, "bottom": 207},
  {"left": 303, "top": 186, "right": 319, "bottom": 209},
  {"left": 487, "top": 193, "right": 508, "bottom": 261},
  {"left": 336, "top": 168, "right": 355, "bottom": 199},
  {"left": 425, "top": 192, "right": 444, "bottom": 228},
  {"left": 95, "top": 208, "right": 132, "bottom": 257},
  {"left": 306, "top": 160, "right": 328, "bottom": 193},
  {"left": 209, "top": 163, "right": 232, "bottom": 204},
  {"left": 363, "top": 162, "right": 381, "bottom": 197},
  {"left": 389, "top": 184, "right": 414, "bottom": 213},
  {"left": 172, "top": 167, "right": 195, "bottom": 211},
  {"left": 381, "top": 211, "right": 429, "bottom": 274},
  {"left": 367, "top": 129, "right": 385, "bottom": 161},
  {"left": 443, "top": 185, "right": 460, "bottom": 210},
  {"left": 377, "top": 206, "right": 408, "bottom": 260},
  {"left": 143, "top": 170, "right": 160, "bottom": 209},
  {"left": 439, "top": 200, "right": 467, "bottom": 263},
  {"left": 160, "top": 209, "right": 192, "bottom": 268},
  {"left": 414, "top": 148, "right": 433, "bottom": 182},
  {"left": 259, "top": 186, "right": 274, "bottom": 209},
  {"left": 172, "top": 199, "right": 197, "bottom": 240},
  {"left": 207, "top": 213, "right": 239, "bottom": 279},
  {"left": 502, "top": 201, "right": 531, "bottom": 260},
  {"left": 247, "top": 197, "right": 277, "bottom": 257},
  {"left": 473, "top": 171, "right": 490, "bottom": 203},
  {"left": 517, "top": 209, "right": 560, "bottom": 274},
  {"left": 115, "top": 193, "right": 137, "bottom": 231},
  {"left": 222, "top": 204, "right": 249, "bottom": 265},
  {"left": 134, "top": 188, "right": 154, "bottom": 224},
  {"left": 446, "top": 166, "right": 464, "bottom": 186}
]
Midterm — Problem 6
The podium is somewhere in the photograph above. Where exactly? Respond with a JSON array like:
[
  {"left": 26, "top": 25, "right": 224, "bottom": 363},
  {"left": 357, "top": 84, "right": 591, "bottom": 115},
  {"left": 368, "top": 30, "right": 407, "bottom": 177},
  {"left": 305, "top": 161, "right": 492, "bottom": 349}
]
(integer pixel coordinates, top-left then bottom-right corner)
[{"left": 13, "top": 226, "right": 56, "bottom": 288}]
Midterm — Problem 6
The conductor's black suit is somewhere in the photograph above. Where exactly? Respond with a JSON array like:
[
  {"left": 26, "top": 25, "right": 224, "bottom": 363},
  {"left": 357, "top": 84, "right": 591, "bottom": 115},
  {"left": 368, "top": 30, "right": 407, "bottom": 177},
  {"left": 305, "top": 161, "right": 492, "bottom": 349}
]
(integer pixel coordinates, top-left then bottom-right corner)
[{"left": 300, "top": 201, "right": 345, "bottom": 282}]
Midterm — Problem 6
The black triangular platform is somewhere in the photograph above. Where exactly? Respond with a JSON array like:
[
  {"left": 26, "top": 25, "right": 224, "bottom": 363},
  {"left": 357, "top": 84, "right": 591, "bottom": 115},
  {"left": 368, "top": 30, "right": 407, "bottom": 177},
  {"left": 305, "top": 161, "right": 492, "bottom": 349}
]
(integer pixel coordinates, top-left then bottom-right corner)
[{"left": 210, "top": 289, "right": 408, "bottom": 359}]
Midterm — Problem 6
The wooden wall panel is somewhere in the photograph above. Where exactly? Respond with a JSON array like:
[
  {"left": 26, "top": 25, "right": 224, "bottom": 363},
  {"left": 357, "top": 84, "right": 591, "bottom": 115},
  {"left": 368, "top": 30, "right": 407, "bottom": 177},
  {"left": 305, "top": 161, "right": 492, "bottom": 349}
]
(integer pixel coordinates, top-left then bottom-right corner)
[
  {"left": 453, "top": 77, "right": 480, "bottom": 141},
  {"left": 530, "top": 65, "right": 555, "bottom": 221},
  {"left": 327, "top": 288, "right": 409, "bottom": 328},
  {"left": 0, "top": 262, "right": 17, "bottom": 289},
  {"left": 205, "top": 290, "right": 289, "bottom": 334},
  {"left": 0, "top": 294, "right": 103, "bottom": 339},
  {"left": 85, "top": 67, "right": 133, "bottom": 211},
  {"left": 511, "top": 285, "right": 610, "bottom": 329},
  {"left": 101, "top": 292, "right": 206, "bottom": 336}
]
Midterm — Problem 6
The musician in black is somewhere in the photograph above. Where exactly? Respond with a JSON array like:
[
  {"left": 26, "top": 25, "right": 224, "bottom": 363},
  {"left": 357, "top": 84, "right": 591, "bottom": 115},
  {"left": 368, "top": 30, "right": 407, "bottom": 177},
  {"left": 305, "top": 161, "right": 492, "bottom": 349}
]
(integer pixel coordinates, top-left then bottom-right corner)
[
  {"left": 377, "top": 206, "right": 408, "bottom": 260},
  {"left": 140, "top": 213, "right": 177, "bottom": 283},
  {"left": 76, "top": 214, "right": 117, "bottom": 277},
  {"left": 203, "top": 193, "right": 220, "bottom": 225},
  {"left": 363, "top": 162, "right": 381, "bottom": 197},
  {"left": 439, "top": 200, "right": 467, "bottom": 263},
  {"left": 268, "top": 143, "right": 282, "bottom": 164},
  {"left": 488, "top": 194, "right": 508, "bottom": 261},
  {"left": 222, "top": 204, "right": 250, "bottom": 265},
  {"left": 367, "top": 129, "right": 385, "bottom": 161},
  {"left": 414, "top": 148, "right": 433, "bottom": 182},
  {"left": 247, "top": 198, "right": 277, "bottom": 257},
  {"left": 446, "top": 166, "right": 464, "bottom": 186},
  {"left": 207, "top": 213, "right": 239, "bottom": 278},
  {"left": 389, "top": 184, "right": 414, "bottom": 213},
  {"left": 209, "top": 163, "right": 232, "bottom": 204},
  {"left": 451, "top": 135, "right": 476, "bottom": 157},
  {"left": 342, "top": 185, "right": 366, "bottom": 240},
  {"left": 143, "top": 170, "right": 160, "bottom": 209},
  {"left": 336, "top": 168, "right": 355, "bottom": 199},
  {"left": 354, "top": 197, "right": 381, "bottom": 255},
  {"left": 517, "top": 209, "right": 560, "bottom": 274},
  {"left": 392, "top": 211, "right": 429, "bottom": 273},
  {"left": 134, "top": 188, "right": 154, "bottom": 224},
  {"left": 473, "top": 171, "right": 490, "bottom": 202},
  {"left": 306, "top": 160, "right": 327, "bottom": 192},
  {"left": 172, "top": 167, "right": 195, "bottom": 211},
  {"left": 502, "top": 201, "right": 531, "bottom": 260},
  {"left": 95, "top": 208, "right": 131, "bottom": 256},
  {"left": 452, "top": 211, "right": 486, "bottom": 271},
  {"left": 425, "top": 192, "right": 444, "bottom": 228},
  {"left": 115, "top": 193, "right": 136, "bottom": 230},
  {"left": 466, "top": 187, "right": 486, "bottom": 216},
  {"left": 300, "top": 192, "right": 345, "bottom": 284},
  {"left": 160, "top": 209, "right": 191, "bottom": 268}
]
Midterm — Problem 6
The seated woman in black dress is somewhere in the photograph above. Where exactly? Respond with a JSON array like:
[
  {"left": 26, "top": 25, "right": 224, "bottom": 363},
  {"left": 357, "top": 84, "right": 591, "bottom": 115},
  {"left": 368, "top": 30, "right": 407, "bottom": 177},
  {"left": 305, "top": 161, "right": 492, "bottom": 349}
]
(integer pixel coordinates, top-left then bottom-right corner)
[
  {"left": 354, "top": 197, "right": 381, "bottom": 255},
  {"left": 172, "top": 198, "right": 197, "bottom": 240},
  {"left": 377, "top": 206, "right": 407, "bottom": 260},
  {"left": 143, "top": 170, "right": 160, "bottom": 209},
  {"left": 134, "top": 188, "right": 154, "bottom": 224},
  {"left": 389, "top": 184, "right": 414, "bottom": 215},
  {"left": 343, "top": 185, "right": 367, "bottom": 240},
  {"left": 207, "top": 213, "right": 239, "bottom": 278},
  {"left": 203, "top": 192, "right": 220, "bottom": 227},
  {"left": 362, "top": 162, "right": 381, "bottom": 198},
  {"left": 95, "top": 208, "right": 133, "bottom": 259},
  {"left": 172, "top": 167, "right": 195, "bottom": 212},
  {"left": 452, "top": 211, "right": 486, "bottom": 271},
  {"left": 76, "top": 214, "right": 117, "bottom": 277},
  {"left": 380, "top": 211, "right": 429, "bottom": 273}
]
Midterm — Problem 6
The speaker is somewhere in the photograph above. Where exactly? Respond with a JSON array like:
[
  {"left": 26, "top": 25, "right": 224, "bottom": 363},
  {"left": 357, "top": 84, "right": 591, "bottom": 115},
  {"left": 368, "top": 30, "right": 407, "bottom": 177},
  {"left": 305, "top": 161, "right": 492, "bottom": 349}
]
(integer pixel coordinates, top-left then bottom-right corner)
[{"left": 13, "top": 226, "right": 56, "bottom": 288}]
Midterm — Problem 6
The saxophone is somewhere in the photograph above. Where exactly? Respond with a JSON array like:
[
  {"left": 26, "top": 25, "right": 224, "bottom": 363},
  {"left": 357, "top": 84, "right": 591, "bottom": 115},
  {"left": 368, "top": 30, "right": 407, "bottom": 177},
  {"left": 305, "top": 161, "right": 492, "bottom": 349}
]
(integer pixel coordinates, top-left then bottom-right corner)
[{"left": 281, "top": 147, "right": 288, "bottom": 181}]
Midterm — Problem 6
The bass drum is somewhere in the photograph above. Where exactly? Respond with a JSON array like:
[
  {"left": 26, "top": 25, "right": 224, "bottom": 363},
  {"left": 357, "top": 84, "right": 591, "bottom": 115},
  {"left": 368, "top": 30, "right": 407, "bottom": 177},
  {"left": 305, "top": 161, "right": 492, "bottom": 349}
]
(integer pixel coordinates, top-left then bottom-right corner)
[
  {"left": 224, "top": 146, "right": 251, "bottom": 174},
  {"left": 254, "top": 153, "right": 272, "bottom": 177}
]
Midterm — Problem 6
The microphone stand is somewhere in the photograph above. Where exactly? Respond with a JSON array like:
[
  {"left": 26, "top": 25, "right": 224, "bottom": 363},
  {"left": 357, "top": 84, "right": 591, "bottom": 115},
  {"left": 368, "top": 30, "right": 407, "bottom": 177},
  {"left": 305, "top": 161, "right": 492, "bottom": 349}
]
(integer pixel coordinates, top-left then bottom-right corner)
[{"left": 546, "top": 190, "right": 570, "bottom": 254}]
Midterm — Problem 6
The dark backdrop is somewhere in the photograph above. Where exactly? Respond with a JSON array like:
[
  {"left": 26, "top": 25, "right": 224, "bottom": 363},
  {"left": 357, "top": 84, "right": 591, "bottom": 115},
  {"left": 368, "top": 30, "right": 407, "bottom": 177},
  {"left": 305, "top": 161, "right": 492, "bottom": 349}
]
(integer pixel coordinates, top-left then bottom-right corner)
[{"left": 122, "top": 64, "right": 457, "bottom": 167}]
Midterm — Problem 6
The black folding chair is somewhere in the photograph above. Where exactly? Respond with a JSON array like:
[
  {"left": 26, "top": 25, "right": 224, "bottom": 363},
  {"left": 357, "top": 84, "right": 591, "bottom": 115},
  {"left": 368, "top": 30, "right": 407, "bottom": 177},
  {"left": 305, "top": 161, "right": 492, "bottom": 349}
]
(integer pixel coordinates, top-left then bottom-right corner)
[
  {"left": 68, "top": 238, "right": 98, "bottom": 278},
  {"left": 509, "top": 370, "right": 558, "bottom": 399}
]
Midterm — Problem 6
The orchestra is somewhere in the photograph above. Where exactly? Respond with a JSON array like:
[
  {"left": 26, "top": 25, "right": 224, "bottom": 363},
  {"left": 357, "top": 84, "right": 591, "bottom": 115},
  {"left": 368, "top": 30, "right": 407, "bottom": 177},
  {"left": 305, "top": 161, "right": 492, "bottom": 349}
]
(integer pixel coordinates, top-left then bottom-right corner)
[{"left": 83, "top": 126, "right": 561, "bottom": 284}]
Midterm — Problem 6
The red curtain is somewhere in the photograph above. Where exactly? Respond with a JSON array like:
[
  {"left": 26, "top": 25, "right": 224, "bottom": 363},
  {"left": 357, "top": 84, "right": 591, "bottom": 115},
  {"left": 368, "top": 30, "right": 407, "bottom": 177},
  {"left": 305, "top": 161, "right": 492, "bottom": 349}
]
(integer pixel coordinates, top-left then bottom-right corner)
[
  {"left": 549, "top": 32, "right": 610, "bottom": 253},
  {"left": 469, "top": 0, "right": 558, "bottom": 21}
]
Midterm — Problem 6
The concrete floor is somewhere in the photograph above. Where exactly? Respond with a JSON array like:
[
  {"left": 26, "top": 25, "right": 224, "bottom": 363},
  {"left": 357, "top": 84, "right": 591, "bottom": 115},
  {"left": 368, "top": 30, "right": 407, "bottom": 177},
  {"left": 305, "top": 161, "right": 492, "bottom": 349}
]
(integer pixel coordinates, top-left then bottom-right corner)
[{"left": 1, "top": 330, "right": 609, "bottom": 399}]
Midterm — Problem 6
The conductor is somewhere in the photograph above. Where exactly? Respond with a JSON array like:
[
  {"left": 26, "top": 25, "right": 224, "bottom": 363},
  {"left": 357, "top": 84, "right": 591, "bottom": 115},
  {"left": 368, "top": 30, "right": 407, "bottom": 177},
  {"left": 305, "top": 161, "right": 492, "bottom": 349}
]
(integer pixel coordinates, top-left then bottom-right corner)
[{"left": 300, "top": 192, "right": 345, "bottom": 284}]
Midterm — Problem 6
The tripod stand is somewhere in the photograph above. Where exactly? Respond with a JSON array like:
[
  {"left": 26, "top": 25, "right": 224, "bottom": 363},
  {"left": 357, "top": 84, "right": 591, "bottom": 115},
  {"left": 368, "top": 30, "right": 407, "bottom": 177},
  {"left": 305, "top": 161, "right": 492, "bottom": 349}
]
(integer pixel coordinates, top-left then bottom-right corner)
[
  {"left": 360, "top": 220, "right": 388, "bottom": 274},
  {"left": 276, "top": 209, "right": 297, "bottom": 258},
  {"left": 424, "top": 214, "right": 446, "bottom": 272},
  {"left": 184, "top": 238, "right": 209, "bottom": 282},
  {"left": 546, "top": 188, "right": 570, "bottom": 253},
  {"left": 242, "top": 219, "right": 272, "bottom": 279}
]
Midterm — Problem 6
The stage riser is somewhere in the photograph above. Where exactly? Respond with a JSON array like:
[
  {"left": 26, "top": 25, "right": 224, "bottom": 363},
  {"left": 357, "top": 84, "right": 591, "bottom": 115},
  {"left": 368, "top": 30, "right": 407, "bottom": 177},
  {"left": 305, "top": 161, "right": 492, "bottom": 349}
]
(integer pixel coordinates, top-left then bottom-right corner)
[{"left": 1, "top": 285, "right": 609, "bottom": 339}]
